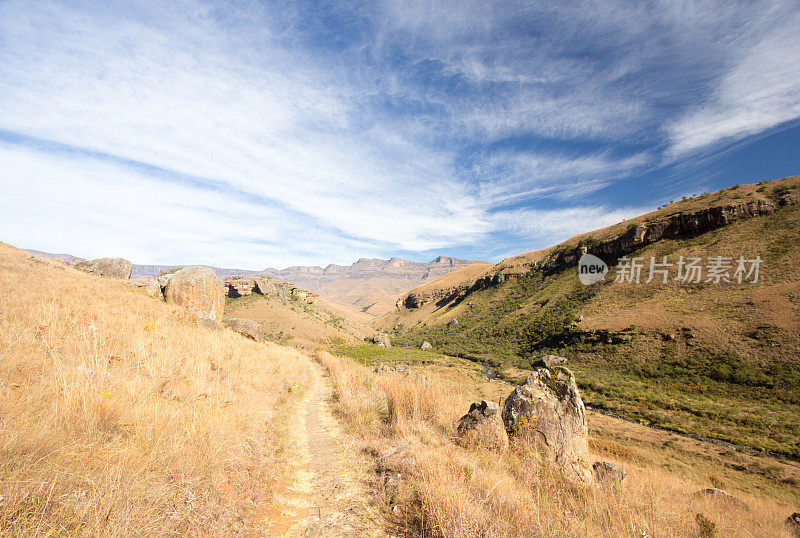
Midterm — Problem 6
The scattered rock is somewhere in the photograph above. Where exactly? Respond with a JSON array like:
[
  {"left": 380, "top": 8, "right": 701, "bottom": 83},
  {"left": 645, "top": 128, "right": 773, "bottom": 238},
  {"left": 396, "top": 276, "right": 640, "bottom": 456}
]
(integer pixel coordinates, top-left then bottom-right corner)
[
  {"left": 482, "top": 364, "right": 498, "bottom": 380},
  {"left": 372, "top": 333, "right": 391, "bottom": 347},
  {"left": 663, "top": 333, "right": 676, "bottom": 341},
  {"left": 693, "top": 488, "right": 749, "bottom": 510},
  {"left": 374, "top": 363, "right": 394, "bottom": 374},
  {"left": 222, "top": 317, "right": 262, "bottom": 341},
  {"left": 72, "top": 258, "right": 132, "bottom": 279},
  {"left": 163, "top": 267, "right": 225, "bottom": 321},
  {"left": 420, "top": 341, "right": 432, "bottom": 350},
  {"left": 456, "top": 400, "right": 509, "bottom": 450},
  {"left": 593, "top": 461, "right": 626, "bottom": 484},
  {"left": 383, "top": 472, "right": 402, "bottom": 502},
  {"left": 785, "top": 512, "right": 800, "bottom": 536},
  {"left": 532, "top": 355, "right": 567, "bottom": 369},
  {"left": 373, "top": 363, "right": 425, "bottom": 383},
  {"left": 502, "top": 367, "right": 592, "bottom": 485}
]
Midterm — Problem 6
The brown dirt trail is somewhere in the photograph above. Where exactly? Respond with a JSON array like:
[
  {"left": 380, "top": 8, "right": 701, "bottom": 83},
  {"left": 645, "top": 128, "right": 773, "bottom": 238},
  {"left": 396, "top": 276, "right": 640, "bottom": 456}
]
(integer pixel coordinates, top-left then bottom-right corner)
[{"left": 262, "top": 360, "right": 384, "bottom": 536}]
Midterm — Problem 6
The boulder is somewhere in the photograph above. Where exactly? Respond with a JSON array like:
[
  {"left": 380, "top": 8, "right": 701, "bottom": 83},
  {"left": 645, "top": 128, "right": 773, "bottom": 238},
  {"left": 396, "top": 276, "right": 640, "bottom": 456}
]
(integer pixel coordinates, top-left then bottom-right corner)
[
  {"left": 502, "top": 367, "right": 592, "bottom": 485},
  {"left": 420, "top": 341, "right": 432, "bottom": 351},
  {"left": 456, "top": 400, "right": 509, "bottom": 450},
  {"left": 448, "top": 318, "right": 459, "bottom": 327},
  {"left": 786, "top": 513, "right": 800, "bottom": 536},
  {"left": 482, "top": 364, "right": 498, "bottom": 380},
  {"left": 593, "top": 461, "right": 626, "bottom": 484},
  {"left": 163, "top": 267, "right": 224, "bottom": 321},
  {"left": 144, "top": 278, "right": 162, "bottom": 298},
  {"left": 223, "top": 317, "right": 262, "bottom": 341},
  {"left": 373, "top": 333, "right": 391, "bottom": 347},
  {"left": 73, "top": 258, "right": 132, "bottom": 279},
  {"left": 532, "top": 355, "right": 567, "bottom": 369},
  {"left": 253, "top": 277, "right": 276, "bottom": 295}
]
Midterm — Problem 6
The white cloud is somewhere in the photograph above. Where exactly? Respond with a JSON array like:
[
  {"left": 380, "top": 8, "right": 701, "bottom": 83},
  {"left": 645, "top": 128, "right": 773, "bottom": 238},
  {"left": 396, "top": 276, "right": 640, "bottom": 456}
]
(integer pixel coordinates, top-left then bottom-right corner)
[
  {"left": 668, "top": 7, "right": 800, "bottom": 155},
  {"left": 3, "top": 0, "right": 793, "bottom": 267},
  {"left": 473, "top": 151, "right": 651, "bottom": 206},
  {"left": 491, "top": 205, "right": 652, "bottom": 245},
  {"left": 0, "top": 0, "right": 491, "bottom": 263}
]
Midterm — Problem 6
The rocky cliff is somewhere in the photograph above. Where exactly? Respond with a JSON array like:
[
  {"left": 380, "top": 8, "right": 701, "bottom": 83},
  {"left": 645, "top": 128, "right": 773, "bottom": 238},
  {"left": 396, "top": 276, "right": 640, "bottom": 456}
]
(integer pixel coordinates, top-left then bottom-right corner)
[{"left": 400, "top": 197, "right": 786, "bottom": 310}]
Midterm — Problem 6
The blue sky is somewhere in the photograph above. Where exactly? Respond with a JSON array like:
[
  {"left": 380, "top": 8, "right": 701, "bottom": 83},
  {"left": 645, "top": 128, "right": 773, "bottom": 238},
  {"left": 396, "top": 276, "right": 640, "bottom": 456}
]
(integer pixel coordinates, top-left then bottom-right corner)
[{"left": 1, "top": 0, "right": 799, "bottom": 269}]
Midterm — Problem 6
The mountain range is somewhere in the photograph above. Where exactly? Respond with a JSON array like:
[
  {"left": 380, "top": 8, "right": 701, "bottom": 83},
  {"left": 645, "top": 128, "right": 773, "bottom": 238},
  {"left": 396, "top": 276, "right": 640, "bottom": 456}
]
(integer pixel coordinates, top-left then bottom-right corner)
[{"left": 24, "top": 251, "right": 483, "bottom": 317}]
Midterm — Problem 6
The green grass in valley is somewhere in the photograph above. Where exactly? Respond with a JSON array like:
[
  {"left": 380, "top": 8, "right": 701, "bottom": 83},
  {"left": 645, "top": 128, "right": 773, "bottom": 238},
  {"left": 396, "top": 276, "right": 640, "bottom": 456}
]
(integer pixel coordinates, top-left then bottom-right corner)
[{"left": 331, "top": 342, "right": 441, "bottom": 365}]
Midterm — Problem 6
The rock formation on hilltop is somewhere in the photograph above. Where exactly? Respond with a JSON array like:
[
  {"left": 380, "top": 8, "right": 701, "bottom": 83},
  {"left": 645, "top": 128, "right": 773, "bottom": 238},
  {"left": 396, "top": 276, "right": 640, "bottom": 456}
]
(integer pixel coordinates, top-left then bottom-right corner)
[
  {"left": 222, "top": 277, "right": 318, "bottom": 304},
  {"left": 72, "top": 257, "right": 133, "bottom": 279},
  {"left": 163, "top": 267, "right": 225, "bottom": 321},
  {"left": 261, "top": 256, "right": 484, "bottom": 316},
  {"left": 398, "top": 198, "right": 781, "bottom": 310}
]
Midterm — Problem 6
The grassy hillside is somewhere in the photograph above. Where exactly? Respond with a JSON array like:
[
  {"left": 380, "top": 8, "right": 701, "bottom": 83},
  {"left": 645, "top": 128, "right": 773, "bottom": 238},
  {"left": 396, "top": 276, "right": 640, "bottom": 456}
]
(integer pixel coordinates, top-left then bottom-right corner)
[
  {"left": 315, "top": 351, "right": 797, "bottom": 536},
  {"left": 383, "top": 175, "right": 800, "bottom": 458},
  {"left": 224, "top": 290, "right": 371, "bottom": 349},
  {"left": 0, "top": 243, "right": 313, "bottom": 534}
]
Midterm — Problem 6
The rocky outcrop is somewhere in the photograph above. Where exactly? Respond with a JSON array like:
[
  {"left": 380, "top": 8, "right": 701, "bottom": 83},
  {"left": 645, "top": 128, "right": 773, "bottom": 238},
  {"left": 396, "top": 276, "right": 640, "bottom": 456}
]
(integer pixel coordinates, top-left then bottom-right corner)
[
  {"left": 226, "top": 279, "right": 255, "bottom": 298},
  {"left": 456, "top": 400, "right": 509, "bottom": 450},
  {"left": 290, "top": 287, "right": 318, "bottom": 304},
  {"left": 372, "top": 333, "right": 391, "bottom": 347},
  {"left": 502, "top": 366, "right": 592, "bottom": 485},
  {"left": 400, "top": 199, "right": 777, "bottom": 310},
  {"left": 72, "top": 258, "right": 132, "bottom": 279},
  {"left": 223, "top": 277, "right": 316, "bottom": 303},
  {"left": 222, "top": 317, "right": 262, "bottom": 341},
  {"left": 254, "top": 278, "right": 276, "bottom": 295},
  {"left": 541, "top": 199, "right": 775, "bottom": 273},
  {"left": 786, "top": 513, "right": 800, "bottom": 536},
  {"left": 533, "top": 355, "right": 567, "bottom": 369},
  {"left": 163, "top": 267, "right": 224, "bottom": 321}
]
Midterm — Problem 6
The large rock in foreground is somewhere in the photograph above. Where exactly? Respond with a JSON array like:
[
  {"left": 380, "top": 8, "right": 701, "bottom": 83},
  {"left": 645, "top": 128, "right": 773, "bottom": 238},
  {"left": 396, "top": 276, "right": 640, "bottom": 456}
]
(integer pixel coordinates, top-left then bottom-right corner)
[
  {"left": 163, "top": 267, "right": 224, "bottom": 321},
  {"left": 456, "top": 400, "right": 509, "bottom": 450},
  {"left": 223, "top": 317, "right": 262, "bottom": 341},
  {"left": 502, "top": 366, "right": 592, "bottom": 485},
  {"left": 73, "top": 258, "right": 132, "bottom": 279}
]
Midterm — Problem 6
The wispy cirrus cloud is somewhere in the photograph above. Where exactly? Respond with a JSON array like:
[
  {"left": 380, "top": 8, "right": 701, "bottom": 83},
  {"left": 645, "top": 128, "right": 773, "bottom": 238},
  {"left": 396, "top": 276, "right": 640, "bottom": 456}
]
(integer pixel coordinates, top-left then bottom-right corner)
[{"left": 667, "top": 7, "right": 800, "bottom": 156}]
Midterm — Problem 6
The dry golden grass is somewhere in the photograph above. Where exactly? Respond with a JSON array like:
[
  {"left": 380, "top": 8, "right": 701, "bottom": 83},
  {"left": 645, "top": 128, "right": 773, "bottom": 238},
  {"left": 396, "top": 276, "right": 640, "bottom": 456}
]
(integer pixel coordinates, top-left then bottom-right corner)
[
  {"left": 0, "top": 244, "right": 312, "bottom": 535},
  {"left": 316, "top": 351, "right": 796, "bottom": 537}
]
